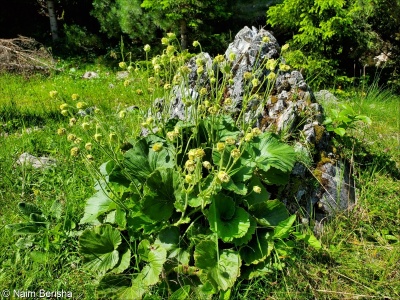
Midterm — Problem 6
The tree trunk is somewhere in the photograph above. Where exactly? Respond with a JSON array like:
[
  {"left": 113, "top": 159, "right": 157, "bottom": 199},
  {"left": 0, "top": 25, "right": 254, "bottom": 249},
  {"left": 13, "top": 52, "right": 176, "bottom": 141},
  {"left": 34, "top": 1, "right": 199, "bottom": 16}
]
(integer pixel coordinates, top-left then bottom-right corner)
[
  {"left": 180, "top": 19, "right": 187, "bottom": 50},
  {"left": 47, "top": 0, "right": 59, "bottom": 41}
]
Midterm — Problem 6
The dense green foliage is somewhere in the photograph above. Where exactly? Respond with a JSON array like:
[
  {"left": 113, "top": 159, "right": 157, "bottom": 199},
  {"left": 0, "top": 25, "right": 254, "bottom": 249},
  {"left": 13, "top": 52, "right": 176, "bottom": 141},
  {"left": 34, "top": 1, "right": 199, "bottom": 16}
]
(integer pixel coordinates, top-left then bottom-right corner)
[{"left": 266, "top": 0, "right": 400, "bottom": 90}]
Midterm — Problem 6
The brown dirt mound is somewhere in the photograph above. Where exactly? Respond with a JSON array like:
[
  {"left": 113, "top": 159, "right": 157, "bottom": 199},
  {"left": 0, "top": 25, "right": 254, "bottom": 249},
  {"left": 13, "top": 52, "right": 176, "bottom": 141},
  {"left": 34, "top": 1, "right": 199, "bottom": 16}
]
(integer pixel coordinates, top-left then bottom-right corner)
[{"left": 0, "top": 36, "right": 55, "bottom": 74}]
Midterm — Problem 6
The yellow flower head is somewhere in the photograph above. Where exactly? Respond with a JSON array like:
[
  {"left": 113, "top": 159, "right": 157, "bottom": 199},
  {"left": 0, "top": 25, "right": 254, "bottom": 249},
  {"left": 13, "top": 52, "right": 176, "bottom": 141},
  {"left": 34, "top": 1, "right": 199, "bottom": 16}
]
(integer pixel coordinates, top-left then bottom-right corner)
[
  {"left": 144, "top": 44, "right": 151, "bottom": 52},
  {"left": 202, "top": 161, "right": 212, "bottom": 170},
  {"left": 229, "top": 52, "right": 236, "bottom": 62},
  {"left": 71, "top": 94, "right": 79, "bottom": 101},
  {"left": 161, "top": 37, "right": 169, "bottom": 45},
  {"left": 81, "top": 122, "right": 90, "bottom": 130},
  {"left": 60, "top": 103, "right": 68, "bottom": 110},
  {"left": 119, "top": 110, "right": 126, "bottom": 119},
  {"left": 195, "top": 148, "right": 205, "bottom": 159},
  {"left": 152, "top": 143, "right": 163, "bottom": 152},
  {"left": 49, "top": 90, "right": 58, "bottom": 98},
  {"left": 262, "top": 36, "right": 270, "bottom": 43},
  {"left": 76, "top": 102, "right": 87, "bottom": 109},
  {"left": 61, "top": 110, "right": 68, "bottom": 116},
  {"left": 265, "top": 59, "right": 276, "bottom": 71},
  {"left": 214, "top": 54, "right": 225, "bottom": 64},
  {"left": 281, "top": 43, "right": 289, "bottom": 51},
  {"left": 67, "top": 133, "right": 77, "bottom": 142},
  {"left": 193, "top": 41, "right": 200, "bottom": 47},
  {"left": 196, "top": 66, "right": 204, "bottom": 75},
  {"left": 279, "top": 64, "right": 291, "bottom": 72},
  {"left": 94, "top": 133, "right": 102, "bottom": 142},
  {"left": 267, "top": 72, "right": 276, "bottom": 81},
  {"left": 217, "top": 171, "right": 230, "bottom": 183},
  {"left": 70, "top": 147, "right": 80, "bottom": 157},
  {"left": 85, "top": 142, "right": 93, "bottom": 151},
  {"left": 185, "top": 160, "right": 196, "bottom": 172},
  {"left": 231, "top": 148, "right": 241, "bottom": 159},
  {"left": 188, "top": 149, "right": 197, "bottom": 160},
  {"left": 167, "top": 32, "right": 176, "bottom": 39},
  {"left": 244, "top": 132, "right": 254, "bottom": 142},
  {"left": 69, "top": 118, "right": 77, "bottom": 126},
  {"left": 199, "top": 87, "right": 207, "bottom": 96},
  {"left": 119, "top": 61, "right": 127, "bottom": 69},
  {"left": 252, "top": 78, "right": 259, "bottom": 87},
  {"left": 86, "top": 154, "right": 94, "bottom": 161},
  {"left": 185, "top": 174, "right": 193, "bottom": 183},
  {"left": 252, "top": 127, "right": 262, "bottom": 136},
  {"left": 224, "top": 98, "right": 232, "bottom": 106},
  {"left": 216, "top": 142, "right": 225, "bottom": 152},
  {"left": 225, "top": 137, "right": 236, "bottom": 145},
  {"left": 253, "top": 185, "right": 262, "bottom": 194},
  {"left": 243, "top": 72, "right": 252, "bottom": 80},
  {"left": 57, "top": 128, "right": 66, "bottom": 135},
  {"left": 109, "top": 133, "right": 118, "bottom": 143}
]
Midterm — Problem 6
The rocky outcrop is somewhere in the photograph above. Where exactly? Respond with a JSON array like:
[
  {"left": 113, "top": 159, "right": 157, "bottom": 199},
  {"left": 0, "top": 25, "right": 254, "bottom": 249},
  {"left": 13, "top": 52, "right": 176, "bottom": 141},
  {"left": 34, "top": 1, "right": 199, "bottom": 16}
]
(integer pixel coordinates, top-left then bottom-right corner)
[
  {"left": 146, "top": 26, "right": 356, "bottom": 223},
  {"left": 17, "top": 152, "right": 56, "bottom": 169}
]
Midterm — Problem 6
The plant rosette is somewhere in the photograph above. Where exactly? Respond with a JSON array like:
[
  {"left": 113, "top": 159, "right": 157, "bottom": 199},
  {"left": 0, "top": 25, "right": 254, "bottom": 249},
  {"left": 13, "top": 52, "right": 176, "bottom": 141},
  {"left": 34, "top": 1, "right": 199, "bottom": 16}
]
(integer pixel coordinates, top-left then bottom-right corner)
[{"left": 78, "top": 114, "right": 321, "bottom": 298}]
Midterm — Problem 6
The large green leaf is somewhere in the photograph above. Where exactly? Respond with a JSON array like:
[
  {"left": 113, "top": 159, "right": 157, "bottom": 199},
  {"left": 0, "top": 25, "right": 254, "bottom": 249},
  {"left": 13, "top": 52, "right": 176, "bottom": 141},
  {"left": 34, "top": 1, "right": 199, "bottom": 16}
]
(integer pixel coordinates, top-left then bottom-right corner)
[
  {"left": 249, "top": 200, "right": 289, "bottom": 227},
  {"left": 18, "top": 202, "right": 42, "bottom": 217},
  {"left": 170, "top": 285, "right": 191, "bottom": 300},
  {"left": 194, "top": 240, "right": 241, "bottom": 291},
  {"left": 240, "top": 229, "right": 274, "bottom": 265},
  {"left": 273, "top": 215, "right": 296, "bottom": 239},
  {"left": 6, "top": 222, "right": 43, "bottom": 235},
  {"left": 80, "top": 189, "right": 115, "bottom": 224},
  {"left": 141, "top": 168, "right": 180, "bottom": 221},
  {"left": 247, "top": 133, "right": 295, "bottom": 174},
  {"left": 124, "top": 135, "right": 175, "bottom": 181},
  {"left": 111, "top": 248, "right": 131, "bottom": 274},
  {"left": 140, "top": 244, "right": 167, "bottom": 286},
  {"left": 207, "top": 194, "right": 250, "bottom": 242},
  {"left": 79, "top": 224, "right": 122, "bottom": 274}
]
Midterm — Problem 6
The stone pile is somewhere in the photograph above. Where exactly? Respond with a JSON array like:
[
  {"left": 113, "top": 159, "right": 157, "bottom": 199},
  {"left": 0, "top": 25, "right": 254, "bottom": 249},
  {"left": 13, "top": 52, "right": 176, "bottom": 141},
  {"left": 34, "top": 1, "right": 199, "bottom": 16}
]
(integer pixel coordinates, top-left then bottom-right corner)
[{"left": 147, "top": 26, "right": 356, "bottom": 225}]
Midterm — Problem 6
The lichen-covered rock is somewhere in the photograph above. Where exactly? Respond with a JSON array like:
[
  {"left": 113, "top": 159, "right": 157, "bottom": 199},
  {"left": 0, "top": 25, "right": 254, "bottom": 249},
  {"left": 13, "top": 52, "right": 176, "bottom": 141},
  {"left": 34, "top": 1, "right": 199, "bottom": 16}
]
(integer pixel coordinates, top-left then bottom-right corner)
[
  {"left": 17, "top": 152, "right": 56, "bottom": 169},
  {"left": 145, "top": 26, "right": 356, "bottom": 224}
]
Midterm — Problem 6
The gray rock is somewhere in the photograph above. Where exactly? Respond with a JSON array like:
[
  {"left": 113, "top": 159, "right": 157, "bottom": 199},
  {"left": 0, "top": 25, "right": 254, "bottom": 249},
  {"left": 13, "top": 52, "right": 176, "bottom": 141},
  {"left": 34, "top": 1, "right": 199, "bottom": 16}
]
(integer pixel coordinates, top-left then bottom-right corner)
[
  {"left": 82, "top": 71, "right": 99, "bottom": 79},
  {"left": 17, "top": 152, "right": 56, "bottom": 169},
  {"left": 143, "top": 26, "right": 356, "bottom": 221},
  {"left": 116, "top": 71, "right": 129, "bottom": 80},
  {"left": 318, "top": 161, "right": 356, "bottom": 215},
  {"left": 314, "top": 90, "right": 338, "bottom": 104}
]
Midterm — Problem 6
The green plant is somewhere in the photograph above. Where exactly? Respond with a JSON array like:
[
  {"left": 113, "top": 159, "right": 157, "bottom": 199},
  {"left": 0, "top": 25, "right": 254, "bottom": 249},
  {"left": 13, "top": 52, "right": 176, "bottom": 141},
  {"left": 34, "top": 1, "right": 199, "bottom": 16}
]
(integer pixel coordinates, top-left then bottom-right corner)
[
  {"left": 75, "top": 36, "right": 321, "bottom": 299},
  {"left": 5, "top": 201, "right": 76, "bottom": 262},
  {"left": 323, "top": 103, "right": 371, "bottom": 137}
]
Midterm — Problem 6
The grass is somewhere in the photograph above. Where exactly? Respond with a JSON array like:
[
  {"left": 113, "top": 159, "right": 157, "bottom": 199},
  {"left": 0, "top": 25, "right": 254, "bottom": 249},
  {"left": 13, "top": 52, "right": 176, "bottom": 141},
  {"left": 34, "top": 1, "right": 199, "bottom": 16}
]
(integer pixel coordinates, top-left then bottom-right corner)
[{"left": 0, "top": 65, "right": 399, "bottom": 299}]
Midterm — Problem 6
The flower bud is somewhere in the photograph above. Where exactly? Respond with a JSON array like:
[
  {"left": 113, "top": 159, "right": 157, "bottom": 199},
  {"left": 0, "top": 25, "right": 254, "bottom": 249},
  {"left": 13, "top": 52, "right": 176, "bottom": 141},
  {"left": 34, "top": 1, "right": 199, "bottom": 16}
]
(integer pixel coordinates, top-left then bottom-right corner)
[
  {"left": 185, "top": 160, "right": 196, "bottom": 172},
  {"left": 253, "top": 185, "right": 262, "bottom": 194},
  {"left": 119, "top": 110, "right": 126, "bottom": 119},
  {"left": 49, "top": 90, "right": 58, "bottom": 98},
  {"left": 144, "top": 44, "right": 151, "bottom": 52},
  {"left": 61, "top": 110, "right": 68, "bottom": 116},
  {"left": 193, "top": 41, "right": 200, "bottom": 47},
  {"left": 70, "top": 147, "right": 80, "bottom": 157},
  {"left": 94, "top": 133, "right": 102, "bottom": 142},
  {"left": 244, "top": 132, "right": 254, "bottom": 142},
  {"left": 231, "top": 148, "right": 241, "bottom": 159},
  {"left": 71, "top": 94, "right": 79, "bottom": 101},
  {"left": 60, "top": 103, "right": 68, "bottom": 110},
  {"left": 67, "top": 134, "right": 77, "bottom": 142},
  {"left": 85, "top": 142, "right": 93, "bottom": 151},
  {"left": 109, "top": 133, "right": 118, "bottom": 143},
  {"left": 57, "top": 128, "right": 66, "bottom": 135},
  {"left": 76, "top": 102, "right": 87, "bottom": 109},
  {"left": 216, "top": 142, "right": 225, "bottom": 152},
  {"left": 119, "top": 61, "right": 127, "bottom": 69},
  {"left": 185, "top": 174, "right": 193, "bottom": 183},
  {"left": 202, "top": 161, "right": 212, "bottom": 170},
  {"left": 81, "top": 122, "right": 90, "bottom": 130}
]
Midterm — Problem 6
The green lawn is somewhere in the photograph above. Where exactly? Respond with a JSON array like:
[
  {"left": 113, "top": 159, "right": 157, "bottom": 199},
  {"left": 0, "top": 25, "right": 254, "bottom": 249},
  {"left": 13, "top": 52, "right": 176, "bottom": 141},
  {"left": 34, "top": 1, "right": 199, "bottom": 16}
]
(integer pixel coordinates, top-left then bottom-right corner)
[{"left": 0, "top": 68, "right": 399, "bottom": 299}]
